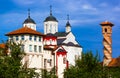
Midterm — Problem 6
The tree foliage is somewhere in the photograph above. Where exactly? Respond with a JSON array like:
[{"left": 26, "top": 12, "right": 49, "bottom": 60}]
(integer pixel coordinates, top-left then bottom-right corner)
[
  {"left": 41, "top": 67, "right": 57, "bottom": 78},
  {"left": 0, "top": 41, "right": 38, "bottom": 78},
  {"left": 64, "top": 51, "right": 120, "bottom": 78}
]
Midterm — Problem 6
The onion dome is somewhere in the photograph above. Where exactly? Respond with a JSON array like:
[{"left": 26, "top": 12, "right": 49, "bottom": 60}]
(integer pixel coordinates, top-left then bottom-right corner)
[
  {"left": 23, "top": 9, "right": 36, "bottom": 24},
  {"left": 44, "top": 15, "right": 58, "bottom": 22},
  {"left": 44, "top": 5, "right": 58, "bottom": 22}
]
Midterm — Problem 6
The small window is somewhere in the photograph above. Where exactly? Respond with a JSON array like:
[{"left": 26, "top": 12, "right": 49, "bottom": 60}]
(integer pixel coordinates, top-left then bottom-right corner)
[
  {"left": 39, "top": 46, "right": 41, "bottom": 52},
  {"left": 44, "top": 59, "right": 47, "bottom": 68},
  {"left": 29, "top": 45, "right": 32, "bottom": 52},
  {"left": 34, "top": 45, "right": 37, "bottom": 52},
  {"left": 39, "top": 36, "right": 41, "bottom": 42},
  {"left": 34, "top": 36, "right": 37, "bottom": 41},
  {"left": 29, "top": 35, "right": 32, "bottom": 41},
  {"left": 21, "top": 35, "right": 24, "bottom": 40},
  {"left": 50, "top": 59, "right": 52, "bottom": 66},
  {"left": 105, "top": 28, "right": 107, "bottom": 32},
  {"left": 16, "top": 36, "right": 19, "bottom": 41},
  {"left": 21, "top": 45, "right": 24, "bottom": 51},
  {"left": 10, "top": 36, "right": 13, "bottom": 41}
]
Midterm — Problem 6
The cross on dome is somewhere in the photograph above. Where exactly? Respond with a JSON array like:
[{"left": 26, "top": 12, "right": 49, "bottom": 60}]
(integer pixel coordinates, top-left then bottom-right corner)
[{"left": 50, "top": 5, "right": 52, "bottom": 15}]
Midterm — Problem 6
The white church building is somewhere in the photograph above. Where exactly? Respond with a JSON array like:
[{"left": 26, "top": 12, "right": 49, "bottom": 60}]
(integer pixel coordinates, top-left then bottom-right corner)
[{"left": 5, "top": 8, "right": 82, "bottom": 78}]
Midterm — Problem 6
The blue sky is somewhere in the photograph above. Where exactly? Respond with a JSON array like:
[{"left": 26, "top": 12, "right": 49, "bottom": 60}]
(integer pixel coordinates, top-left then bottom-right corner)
[{"left": 0, "top": 0, "right": 120, "bottom": 60}]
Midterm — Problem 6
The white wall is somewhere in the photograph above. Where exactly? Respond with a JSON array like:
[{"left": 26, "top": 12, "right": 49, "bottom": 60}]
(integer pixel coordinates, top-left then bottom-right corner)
[{"left": 44, "top": 21, "right": 58, "bottom": 34}]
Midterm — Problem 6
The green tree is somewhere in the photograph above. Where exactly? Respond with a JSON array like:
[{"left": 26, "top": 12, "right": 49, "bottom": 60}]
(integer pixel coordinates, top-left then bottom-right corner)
[
  {"left": 64, "top": 51, "right": 120, "bottom": 78},
  {"left": 0, "top": 41, "right": 38, "bottom": 78},
  {"left": 41, "top": 67, "right": 57, "bottom": 78},
  {"left": 64, "top": 51, "right": 106, "bottom": 78}
]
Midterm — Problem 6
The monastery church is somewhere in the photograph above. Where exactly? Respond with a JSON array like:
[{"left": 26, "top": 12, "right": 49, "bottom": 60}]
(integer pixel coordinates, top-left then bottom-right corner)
[{"left": 4, "top": 8, "right": 82, "bottom": 78}]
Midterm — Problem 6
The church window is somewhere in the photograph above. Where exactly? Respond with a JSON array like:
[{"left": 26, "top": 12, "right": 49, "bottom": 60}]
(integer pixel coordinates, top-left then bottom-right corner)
[
  {"left": 21, "top": 35, "right": 24, "bottom": 40},
  {"left": 39, "top": 36, "right": 41, "bottom": 42},
  {"left": 50, "top": 59, "right": 52, "bottom": 66},
  {"left": 21, "top": 45, "right": 24, "bottom": 51},
  {"left": 29, "top": 45, "right": 32, "bottom": 52},
  {"left": 34, "top": 36, "right": 37, "bottom": 41},
  {"left": 55, "top": 25, "right": 56, "bottom": 32},
  {"left": 16, "top": 36, "right": 19, "bottom": 41},
  {"left": 47, "top": 59, "right": 52, "bottom": 66},
  {"left": 29, "top": 35, "right": 32, "bottom": 41},
  {"left": 39, "top": 46, "right": 41, "bottom": 52},
  {"left": 34, "top": 45, "right": 37, "bottom": 52},
  {"left": 63, "top": 57, "right": 66, "bottom": 64},
  {"left": 44, "top": 59, "right": 47, "bottom": 68},
  {"left": 75, "top": 55, "right": 78, "bottom": 60}
]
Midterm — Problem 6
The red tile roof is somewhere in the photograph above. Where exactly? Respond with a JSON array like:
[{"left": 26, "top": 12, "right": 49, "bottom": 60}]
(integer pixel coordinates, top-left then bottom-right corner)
[
  {"left": 0, "top": 44, "right": 5, "bottom": 49},
  {"left": 100, "top": 21, "right": 114, "bottom": 26},
  {"left": 108, "top": 57, "right": 120, "bottom": 67},
  {"left": 6, "top": 26, "right": 44, "bottom": 36}
]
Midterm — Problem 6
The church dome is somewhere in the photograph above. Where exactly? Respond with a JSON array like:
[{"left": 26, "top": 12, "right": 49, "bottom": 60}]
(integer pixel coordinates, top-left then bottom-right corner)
[
  {"left": 44, "top": 15, "right": 58, "bottom": 22},
  {"left": 66, "top": 21, "right": 71, "bottom": 27},
  {"left": 23, "top": 16, "right": 36, "bottom": 24}
]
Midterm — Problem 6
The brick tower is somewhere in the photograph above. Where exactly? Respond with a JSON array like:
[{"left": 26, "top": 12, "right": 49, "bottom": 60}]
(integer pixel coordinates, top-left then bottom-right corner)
[{"left": 100, "top": 21, "right": 114, "bottom": 66}]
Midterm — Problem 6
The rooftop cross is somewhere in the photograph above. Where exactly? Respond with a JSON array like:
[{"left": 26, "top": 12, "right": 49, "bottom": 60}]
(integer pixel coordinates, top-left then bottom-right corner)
[
  {"left": 67, "top": 14, "right": 69, "bottom": 22},
  {"left": 28, "top": 9, "right": 30, "bottom": 18},
  {"left": 50, "top": 5, "right": 52, "bottom": 15}
]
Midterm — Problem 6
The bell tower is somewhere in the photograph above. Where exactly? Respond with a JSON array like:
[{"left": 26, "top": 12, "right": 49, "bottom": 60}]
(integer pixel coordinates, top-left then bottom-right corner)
[
  {"left": 44, "top": 6, "right": 58, "bottom": 34},
  {"left": 100, "top": 21, "right": 114, "bottom": 66}
]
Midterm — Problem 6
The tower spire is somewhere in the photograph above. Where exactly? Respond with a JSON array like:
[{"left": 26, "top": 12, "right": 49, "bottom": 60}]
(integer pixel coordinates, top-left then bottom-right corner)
[
  {"left": 28, "top": 9, "right": 30, "bottom": 18},
  {"left": 66, "top": 14, "right": 71, "bottom": 33},
  {"left": 66, "top": 14, "right": 71, "bottom": 26},
  {"left": 50, "top": 5, "right": 52, "bottom": 15},
  {"left": 67, "top": 14, "right": 69, "bottom": 22}
]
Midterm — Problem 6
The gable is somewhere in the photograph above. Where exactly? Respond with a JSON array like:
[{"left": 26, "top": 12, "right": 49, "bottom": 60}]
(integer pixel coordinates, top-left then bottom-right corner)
[
  {"left": 54, "top": 46, "right": 67, "bottom": 54},
  {"left": 62, "top": 32, "right": 81, "bottom": 47}
]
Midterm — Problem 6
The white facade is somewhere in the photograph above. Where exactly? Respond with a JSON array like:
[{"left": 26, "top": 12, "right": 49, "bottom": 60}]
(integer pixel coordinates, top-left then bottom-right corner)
[
  {"left": 44, "top": 21, "right": 58, "bottom": 34},
  {"left": 8, "top": 34, "right": 44, "bottom": 69},
  {"left": 58, "top": 32, "right": 82, "bottom": 65}
]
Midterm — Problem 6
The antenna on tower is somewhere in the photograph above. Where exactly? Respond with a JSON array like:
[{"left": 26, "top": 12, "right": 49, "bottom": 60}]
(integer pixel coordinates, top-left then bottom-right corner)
[{"left": 50, "top": 5, "right": 52, "bottom": 15}]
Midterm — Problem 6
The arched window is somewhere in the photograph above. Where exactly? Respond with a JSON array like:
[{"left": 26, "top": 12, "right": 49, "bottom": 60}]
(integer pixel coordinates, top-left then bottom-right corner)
[{"left": 105, "top": 28, "right": 107, "bottom": 32}]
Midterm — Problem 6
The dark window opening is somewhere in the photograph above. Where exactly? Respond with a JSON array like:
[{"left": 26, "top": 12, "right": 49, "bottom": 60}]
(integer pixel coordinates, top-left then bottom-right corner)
[{"left": 105, "top": 28, "right": 107, "bottom": 32}]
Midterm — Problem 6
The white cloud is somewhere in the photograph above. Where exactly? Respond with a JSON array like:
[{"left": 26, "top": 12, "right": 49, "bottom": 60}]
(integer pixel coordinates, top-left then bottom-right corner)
[{"left": 82, "top": 4, "right": 96, "bottom": 10}]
